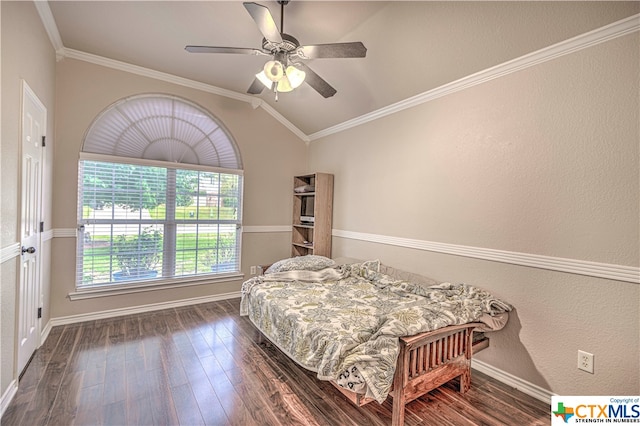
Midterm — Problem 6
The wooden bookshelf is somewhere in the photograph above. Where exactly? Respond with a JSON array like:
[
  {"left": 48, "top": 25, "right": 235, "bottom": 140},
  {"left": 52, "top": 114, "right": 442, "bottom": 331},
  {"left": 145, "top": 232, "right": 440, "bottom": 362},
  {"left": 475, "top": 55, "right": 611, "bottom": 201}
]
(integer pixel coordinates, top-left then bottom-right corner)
[{"left": 292, "top": 173, "right": 333, "bottom": 258}]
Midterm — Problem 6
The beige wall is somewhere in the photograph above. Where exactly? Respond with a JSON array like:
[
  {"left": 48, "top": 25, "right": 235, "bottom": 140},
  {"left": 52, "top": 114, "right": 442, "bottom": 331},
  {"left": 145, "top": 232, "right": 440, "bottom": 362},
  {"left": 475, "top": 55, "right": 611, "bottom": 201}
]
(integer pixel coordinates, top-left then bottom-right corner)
[
  {"left": 50, "top": 58, "right": 307, "bottom": 318},
  {"left": 1, "top": 1, "right": 56, "bottom": 399},
  {"left": 310, "top": 32, "right": 639, "bottom": 395},
  {"left": 2, "top": 0, "right": 638, "bottom": 408}
]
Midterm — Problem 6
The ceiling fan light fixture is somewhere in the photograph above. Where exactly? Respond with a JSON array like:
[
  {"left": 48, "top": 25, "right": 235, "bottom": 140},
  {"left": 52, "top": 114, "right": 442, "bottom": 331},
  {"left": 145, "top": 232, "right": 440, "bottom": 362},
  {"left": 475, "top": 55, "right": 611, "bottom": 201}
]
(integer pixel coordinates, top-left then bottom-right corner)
[
  {"left": 186, "top": 1, "right": 367, "bottom": 100},
  {"left": 263, "top": 59, "right": 284, "bottom": 82},
  {"left": 255, "top": 70, "right": 274, "bottom": 90},
  {"left": 285, "top": 65, "right": 306, "bottom": 89},
  {"left": 277, "top": 74, "right": 294, "bottom": 93}
]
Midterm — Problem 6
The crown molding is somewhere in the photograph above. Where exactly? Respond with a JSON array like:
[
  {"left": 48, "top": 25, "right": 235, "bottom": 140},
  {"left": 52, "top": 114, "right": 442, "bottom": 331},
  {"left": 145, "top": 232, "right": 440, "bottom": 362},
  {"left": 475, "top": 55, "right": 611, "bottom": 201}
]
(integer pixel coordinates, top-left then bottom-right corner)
[
  {"left": 61, "top": 48, "right": 309, "bottom": 142},
  {"left": 34, "top": 3, "right": 638, "bottom": 143},
  {"left": 32, "top": 0, "right": 309, "bottom": 139},
  {"left": 258, "top": 101, "right": 310, "bottom": 142},
  {"left": 308, "top": 13, "right": 640, "bottom": 141},
  {"left": 32, "top": 0, "right": 65, "bottom": 60},
  {"left": 61, "top": 48, "right": 255, "bottom": 103},
  {"left": 333, "top": 229, "right": 640, "bottom": 284}
]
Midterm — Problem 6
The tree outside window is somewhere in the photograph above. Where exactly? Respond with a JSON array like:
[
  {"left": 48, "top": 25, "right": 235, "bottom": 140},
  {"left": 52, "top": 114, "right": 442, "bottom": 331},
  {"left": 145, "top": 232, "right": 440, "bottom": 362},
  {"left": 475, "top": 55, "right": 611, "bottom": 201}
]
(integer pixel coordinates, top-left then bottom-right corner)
[{"left": 78, "top": 160, "right": 242, "bottom": 287}]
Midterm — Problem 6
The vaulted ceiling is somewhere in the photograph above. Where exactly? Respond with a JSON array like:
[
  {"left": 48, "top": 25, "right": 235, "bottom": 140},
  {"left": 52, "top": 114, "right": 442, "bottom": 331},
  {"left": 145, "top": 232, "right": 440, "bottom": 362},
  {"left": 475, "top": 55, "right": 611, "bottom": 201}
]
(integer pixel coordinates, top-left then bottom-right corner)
[{"left": 41, "top": 1, "right": 639, "bottom": 140}]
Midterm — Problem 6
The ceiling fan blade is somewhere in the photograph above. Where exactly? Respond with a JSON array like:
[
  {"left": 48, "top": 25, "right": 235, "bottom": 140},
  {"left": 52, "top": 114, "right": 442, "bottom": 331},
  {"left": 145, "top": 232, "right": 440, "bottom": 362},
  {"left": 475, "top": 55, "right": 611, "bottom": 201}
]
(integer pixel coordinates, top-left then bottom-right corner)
[
  {"left": 243, "top": 2, "right": 283, "bottom": 44},
  {"left": 296, "top": 63, "right": 337, "bottom": 98},
  {"left": 247, "top": 78, "right": 266, "bottom": 95},
  {"left": 297, "top": 42, "right": 367, "bottom": 59},
  {"left": 185, "top": 45, "right": 266, "bottom": 55}
]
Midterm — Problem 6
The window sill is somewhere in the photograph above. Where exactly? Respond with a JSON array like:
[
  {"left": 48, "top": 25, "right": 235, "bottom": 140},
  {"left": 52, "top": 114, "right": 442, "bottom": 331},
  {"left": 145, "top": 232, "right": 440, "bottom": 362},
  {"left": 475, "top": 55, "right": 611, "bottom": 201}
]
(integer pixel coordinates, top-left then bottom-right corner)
[{"left": 68, "top": 272, "right": 244, "bottom": 301}]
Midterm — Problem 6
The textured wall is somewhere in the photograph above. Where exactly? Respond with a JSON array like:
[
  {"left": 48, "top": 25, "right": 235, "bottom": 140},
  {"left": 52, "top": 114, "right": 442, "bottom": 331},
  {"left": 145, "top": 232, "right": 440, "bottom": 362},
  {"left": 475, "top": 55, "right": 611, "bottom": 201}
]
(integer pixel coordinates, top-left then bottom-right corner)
[
  {"left": 1, "top": 0, "right": 56, "bottom": 399},
  {"left": 310, "top": 32, "right": 639, "bottom": 395},
  {"left": 50, "top": 58, "right": 307, "bottom": 318}
]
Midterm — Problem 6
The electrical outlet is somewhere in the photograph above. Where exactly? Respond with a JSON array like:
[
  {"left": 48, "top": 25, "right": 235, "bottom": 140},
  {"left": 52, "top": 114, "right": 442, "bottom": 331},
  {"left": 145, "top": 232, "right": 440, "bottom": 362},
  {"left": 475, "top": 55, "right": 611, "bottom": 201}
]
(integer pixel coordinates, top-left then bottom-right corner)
[
  {"left": 578, "top": 350, "right": 594, "bottom": 374},
  {"left": 250, "top": 265, "right": 256, "bottom": 275}
]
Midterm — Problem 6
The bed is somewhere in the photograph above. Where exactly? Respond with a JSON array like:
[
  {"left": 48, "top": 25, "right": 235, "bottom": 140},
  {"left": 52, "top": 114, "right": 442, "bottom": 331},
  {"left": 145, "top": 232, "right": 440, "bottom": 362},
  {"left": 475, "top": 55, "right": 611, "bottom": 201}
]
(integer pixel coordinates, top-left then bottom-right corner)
[{"left": 240, "top": 256, "right": 511, "bottom": 425}]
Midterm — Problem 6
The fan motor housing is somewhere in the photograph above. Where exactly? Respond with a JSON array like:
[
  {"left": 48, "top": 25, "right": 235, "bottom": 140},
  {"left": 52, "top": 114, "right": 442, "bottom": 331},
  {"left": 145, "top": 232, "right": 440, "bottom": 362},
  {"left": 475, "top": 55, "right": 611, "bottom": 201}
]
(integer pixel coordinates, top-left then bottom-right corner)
[{"left": 262, "top": 33, "right": 300, "bottom": 53}]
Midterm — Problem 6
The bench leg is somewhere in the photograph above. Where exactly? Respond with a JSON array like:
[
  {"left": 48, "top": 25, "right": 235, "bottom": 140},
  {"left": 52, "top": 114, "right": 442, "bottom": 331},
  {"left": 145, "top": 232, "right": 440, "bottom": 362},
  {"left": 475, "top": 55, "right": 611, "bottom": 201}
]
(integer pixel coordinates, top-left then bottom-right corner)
[
  {"left": 459, "top": 368, "right": 471, "bottom": 393},
  {"left": 391, "top": 392, "right": 406, "bottom": 426}
]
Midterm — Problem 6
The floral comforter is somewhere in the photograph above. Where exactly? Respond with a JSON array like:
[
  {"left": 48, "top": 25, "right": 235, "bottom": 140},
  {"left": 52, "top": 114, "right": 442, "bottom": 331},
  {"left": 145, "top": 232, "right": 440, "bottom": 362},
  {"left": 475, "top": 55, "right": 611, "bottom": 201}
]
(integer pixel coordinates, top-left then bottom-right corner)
[{"left": 240, "top": 261, "right": 512, "bottom": 403}]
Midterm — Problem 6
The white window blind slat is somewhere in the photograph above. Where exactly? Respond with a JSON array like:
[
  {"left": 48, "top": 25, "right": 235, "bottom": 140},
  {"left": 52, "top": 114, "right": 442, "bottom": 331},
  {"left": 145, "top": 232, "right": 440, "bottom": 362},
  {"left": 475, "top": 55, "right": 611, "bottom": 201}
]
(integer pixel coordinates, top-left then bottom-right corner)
[
  {"left": 79, "top": 152, "right": 243, "bottom": 176},
  {"left": 77, "top": 94, "right": 243, "bottom": 289},
  {"left": 77, "top": 160, "right": 242, "bottom": 288},
  {"left": 83, "top": 94, "right": 242, "bottom": 170}
]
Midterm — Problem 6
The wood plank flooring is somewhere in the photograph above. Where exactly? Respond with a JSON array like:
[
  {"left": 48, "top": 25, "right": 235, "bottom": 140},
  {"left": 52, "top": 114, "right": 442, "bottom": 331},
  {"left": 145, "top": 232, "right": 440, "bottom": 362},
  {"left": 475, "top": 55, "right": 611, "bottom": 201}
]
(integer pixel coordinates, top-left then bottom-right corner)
[{"left": 2, "top": 298, "right": 550, "bottom": 425}]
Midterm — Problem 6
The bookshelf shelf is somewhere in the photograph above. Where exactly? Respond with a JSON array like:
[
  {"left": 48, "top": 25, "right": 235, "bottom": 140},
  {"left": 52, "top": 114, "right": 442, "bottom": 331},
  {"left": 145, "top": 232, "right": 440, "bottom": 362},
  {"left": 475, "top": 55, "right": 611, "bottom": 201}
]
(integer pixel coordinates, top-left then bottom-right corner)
[{"left": 291, "top": 173, "right": 333, "bottom": 257}]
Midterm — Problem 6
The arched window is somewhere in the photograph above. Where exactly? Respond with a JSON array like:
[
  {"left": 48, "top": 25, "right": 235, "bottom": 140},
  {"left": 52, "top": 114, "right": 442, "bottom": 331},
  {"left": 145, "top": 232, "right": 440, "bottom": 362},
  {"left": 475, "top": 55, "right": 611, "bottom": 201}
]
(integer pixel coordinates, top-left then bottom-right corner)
[{"left": 76, "top": 94, "right": 243, "bottom": 289}]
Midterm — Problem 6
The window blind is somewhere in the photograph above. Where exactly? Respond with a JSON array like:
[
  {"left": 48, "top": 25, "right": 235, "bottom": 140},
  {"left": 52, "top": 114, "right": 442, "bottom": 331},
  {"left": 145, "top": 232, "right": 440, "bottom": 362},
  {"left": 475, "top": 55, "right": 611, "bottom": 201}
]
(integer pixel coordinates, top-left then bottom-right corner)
[
  {"left": 77, "top": 160, "right": 242, "bottom": 288},
  {"left": 77, "top": 94, "right": 244, "bottom": 289}
]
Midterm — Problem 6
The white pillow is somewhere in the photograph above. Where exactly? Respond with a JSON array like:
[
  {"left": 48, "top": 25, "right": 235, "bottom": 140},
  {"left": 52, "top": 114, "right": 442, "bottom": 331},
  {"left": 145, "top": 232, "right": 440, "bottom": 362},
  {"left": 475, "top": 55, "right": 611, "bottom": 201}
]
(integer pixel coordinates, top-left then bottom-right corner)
[{"left": 265, "top": 255, "right": 336, "bottom": 274}]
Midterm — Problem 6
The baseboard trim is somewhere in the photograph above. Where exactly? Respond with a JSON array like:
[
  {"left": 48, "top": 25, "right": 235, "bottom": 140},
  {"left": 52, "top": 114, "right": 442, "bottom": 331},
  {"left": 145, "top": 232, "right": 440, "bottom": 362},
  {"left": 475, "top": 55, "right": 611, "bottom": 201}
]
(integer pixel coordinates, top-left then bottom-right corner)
[
  {"left": 50, "top": 291, "right": 241, "bottom": 327},
  {"left": 25, "top": 293, "right": 554, "bottom": 411},
  {"left": 0, "top": 380, "right": 18, "bottom": 419},
  {"left": 40, "top": 320, "right": 52, "bottom": 346},
  {"left": 333, "top": 229, "right": 639, "bottom": 284},
  {"left": 472, "top": 359, "right": 553, "bottom": 404}
]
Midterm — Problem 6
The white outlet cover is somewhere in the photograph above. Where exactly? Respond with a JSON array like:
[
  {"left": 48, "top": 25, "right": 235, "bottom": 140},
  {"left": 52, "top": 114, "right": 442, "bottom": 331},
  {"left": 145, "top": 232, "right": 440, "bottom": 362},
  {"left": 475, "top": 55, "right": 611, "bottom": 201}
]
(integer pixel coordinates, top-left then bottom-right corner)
[{"left": 578, "top": 350, "right": 594, "bottom": 374}]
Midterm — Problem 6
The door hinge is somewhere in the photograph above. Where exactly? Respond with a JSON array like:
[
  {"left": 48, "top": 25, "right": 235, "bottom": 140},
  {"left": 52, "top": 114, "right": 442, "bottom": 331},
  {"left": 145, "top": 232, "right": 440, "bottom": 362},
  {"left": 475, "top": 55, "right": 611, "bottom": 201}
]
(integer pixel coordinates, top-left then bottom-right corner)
[
  {"left": 37, "top": 307, "right": 42, "bottom": 319},
  {"left": 41, "top": 136, "right": 46, "bottom": 147},
  {"left": 40, "top": 222, "right": 44, "bottom": 232}
]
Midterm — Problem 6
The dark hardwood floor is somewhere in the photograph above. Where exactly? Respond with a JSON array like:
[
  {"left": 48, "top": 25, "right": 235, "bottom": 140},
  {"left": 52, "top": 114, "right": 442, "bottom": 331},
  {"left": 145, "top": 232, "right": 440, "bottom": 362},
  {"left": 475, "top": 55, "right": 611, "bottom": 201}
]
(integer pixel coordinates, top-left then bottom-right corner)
[{"left": 2, "top": 298, "right": 550, "bottom": 425}]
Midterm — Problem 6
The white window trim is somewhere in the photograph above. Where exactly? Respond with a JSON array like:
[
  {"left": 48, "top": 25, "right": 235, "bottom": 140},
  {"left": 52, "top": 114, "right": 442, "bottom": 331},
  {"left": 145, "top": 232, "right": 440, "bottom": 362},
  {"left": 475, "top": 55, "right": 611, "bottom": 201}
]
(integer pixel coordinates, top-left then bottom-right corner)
[
  {"left": 69, "top": 271, "right": 245, "bottom": 300},
  {"left": 76, "top": 94, "right": 244, "bottom": 294},
  {"left": 76, "top": 158, "right": 243, "bottom": 290},
  {"left": 79, "top": 152, "right": 244, "bottom": 176}
]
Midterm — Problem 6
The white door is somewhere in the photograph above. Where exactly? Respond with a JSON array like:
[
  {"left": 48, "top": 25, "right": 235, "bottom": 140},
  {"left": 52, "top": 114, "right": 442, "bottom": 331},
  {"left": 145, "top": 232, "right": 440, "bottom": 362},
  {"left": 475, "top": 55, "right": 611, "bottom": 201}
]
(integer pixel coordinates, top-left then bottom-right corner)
[{"left": 18, "top": 81, "right": 45, "bottom": 374}]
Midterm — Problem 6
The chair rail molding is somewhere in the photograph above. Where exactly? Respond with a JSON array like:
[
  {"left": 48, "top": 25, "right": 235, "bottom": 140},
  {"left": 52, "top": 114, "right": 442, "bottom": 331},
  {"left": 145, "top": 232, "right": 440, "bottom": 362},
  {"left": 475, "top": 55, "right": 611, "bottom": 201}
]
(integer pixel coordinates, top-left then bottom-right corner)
[
  {"left": 53, "top": 228, "right": 77, "bottom": 238},
  {"left": 333, "top": 229, "right": 640, "bottom": 284},
  {"left": 0, "top": 243, "right": 21, "bottom": 264}
]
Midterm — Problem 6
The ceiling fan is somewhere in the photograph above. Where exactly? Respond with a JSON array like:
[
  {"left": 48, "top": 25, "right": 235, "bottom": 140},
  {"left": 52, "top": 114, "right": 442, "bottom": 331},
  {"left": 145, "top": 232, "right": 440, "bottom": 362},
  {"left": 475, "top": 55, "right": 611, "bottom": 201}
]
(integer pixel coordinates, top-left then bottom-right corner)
[{"left": 185, "top": 1, "right": 367, "bottom": 100}]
